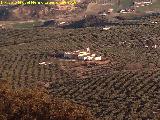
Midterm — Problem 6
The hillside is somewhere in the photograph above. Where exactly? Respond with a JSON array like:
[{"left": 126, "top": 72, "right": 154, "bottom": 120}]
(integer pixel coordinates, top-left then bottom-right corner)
[
  {"left": 0, "top": 0, "right": 91, "bottom": 20},
  {"left": 0, "top": 0, "right": 159, "bottom": 21},
  {"left": 0, "top": 15, "right": 160, "bottom": 119},
  {"left": 0, "top": 80, "right": 94, "bottom": 120}
]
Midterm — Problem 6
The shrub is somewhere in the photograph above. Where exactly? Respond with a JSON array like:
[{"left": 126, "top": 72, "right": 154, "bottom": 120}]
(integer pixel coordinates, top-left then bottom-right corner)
[{"left": 0, "top": 80, "right": 94, "bottom": 120}]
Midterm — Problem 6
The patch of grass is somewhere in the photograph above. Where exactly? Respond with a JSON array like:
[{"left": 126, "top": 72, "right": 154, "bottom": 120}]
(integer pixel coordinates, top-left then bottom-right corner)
[{"left": 121, "top": 0, "right": 133, "bottom": 7}]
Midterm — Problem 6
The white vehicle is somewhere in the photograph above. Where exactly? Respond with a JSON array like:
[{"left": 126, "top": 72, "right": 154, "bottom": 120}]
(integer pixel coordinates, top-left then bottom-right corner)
[{"left": 59, "top": 22, "right": 66, "bottom": 25}]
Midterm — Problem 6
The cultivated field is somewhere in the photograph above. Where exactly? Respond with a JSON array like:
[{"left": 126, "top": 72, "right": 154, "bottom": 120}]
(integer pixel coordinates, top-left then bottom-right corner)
[
  {"left": 0, "top": 16, "right": 160, "bottom": 119},
  {"left": 50, "top": 69, "right": 160, "bottom": 119}
]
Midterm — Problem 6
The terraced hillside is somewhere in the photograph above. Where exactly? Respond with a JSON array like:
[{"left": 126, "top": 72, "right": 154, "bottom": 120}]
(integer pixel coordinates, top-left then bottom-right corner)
[{"left": 0, "top": 17, "right": 160, "bottom": 119}]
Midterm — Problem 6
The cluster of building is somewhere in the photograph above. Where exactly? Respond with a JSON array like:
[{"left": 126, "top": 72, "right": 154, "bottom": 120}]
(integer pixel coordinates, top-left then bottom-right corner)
[
  {"left": 119, "top": 0, "right": 153, "bottom": 13},
  {"left": 120, "top": 8, "right": 135, "bottom": 13},
  {"left": 133, "top": 0, "right": 152, "bottom": 8},
  {"left": 96, "top": 0, "right": 154, "bottom": 15},
  {"left": 62, "top": 48, "right": 102, "bottom": 61}
]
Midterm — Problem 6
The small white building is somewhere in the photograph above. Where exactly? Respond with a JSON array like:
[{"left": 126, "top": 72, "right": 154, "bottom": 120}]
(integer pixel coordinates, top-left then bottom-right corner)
[
  {"left": 87, "top": 56, "right": 94, "bottom": 61},
  {"left": 64, "top": 52, "right": 73, "bottom": 59},
  {"left": 59, "top": 22, "right": 66, "bottom": 25},
  {"left": 108, "top": 8, "right": 113, "bottom": 13},
  {"left": 103, "top": 26, "right": 111, "bottom": 30},
  {"left": 94, "top": 56, "right": 102, "bottom": 61},
  {"left": 91, "top": 54, "right": 96, "bottom": 57},
  {"left": 134, "top": 0, "right": 152, "bottom": 7},
  {"left": 87, "top": 47, "right": 90, "bottom": 53},
  {"left": 100, "top": 12, "right": 107, "bottom": 16},
  {"left": 120, "top": 9, "right": 128, "bottom": 13},
  {"left": 78, "top": 55, "right": 88, "bottom": 60}
]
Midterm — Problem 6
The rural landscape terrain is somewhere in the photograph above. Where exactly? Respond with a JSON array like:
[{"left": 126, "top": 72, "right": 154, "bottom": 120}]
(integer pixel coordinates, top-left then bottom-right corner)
[{"left": 0, "top": 0, "right": 160, "bottom": 120}]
